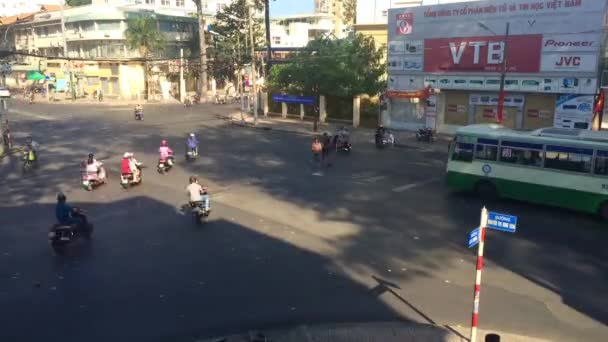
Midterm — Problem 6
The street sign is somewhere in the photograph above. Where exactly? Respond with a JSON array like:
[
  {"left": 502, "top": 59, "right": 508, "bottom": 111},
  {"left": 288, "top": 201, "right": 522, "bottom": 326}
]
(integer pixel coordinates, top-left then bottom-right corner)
[
  {"left": 468, "top": 227, "right": 480, "bottom": 248},
  {"left": 487, "top": 212, "right": 517, "bottom": 233},
  {"left": 272, "top": 94, "right": 316, "bottom": 105}
]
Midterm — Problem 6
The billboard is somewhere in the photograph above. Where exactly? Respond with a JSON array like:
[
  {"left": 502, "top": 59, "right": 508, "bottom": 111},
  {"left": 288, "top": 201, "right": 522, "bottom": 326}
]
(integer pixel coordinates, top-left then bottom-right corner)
[{"left": 388, "top": 0, "right": 607, "bottom": 87}]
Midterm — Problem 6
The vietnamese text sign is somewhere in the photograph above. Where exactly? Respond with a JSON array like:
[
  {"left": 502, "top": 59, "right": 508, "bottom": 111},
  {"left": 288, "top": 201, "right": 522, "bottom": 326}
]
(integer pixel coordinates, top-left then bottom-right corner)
[
  {"left": 487, "top": 212, "right": 517, "bottom": 233},
  {"left": 468, "top": 227, "right": 480, "bottom": 248},
  {"left": 272, "top": 94, "right": 315, "bottom": 105},
  {"left": 423, "top": 35, "right": 542, "bottom": 73}
]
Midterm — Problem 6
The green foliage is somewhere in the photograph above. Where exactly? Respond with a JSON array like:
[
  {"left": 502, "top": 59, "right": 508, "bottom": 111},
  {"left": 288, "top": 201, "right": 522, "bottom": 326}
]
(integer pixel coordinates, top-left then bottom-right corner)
[
  {"left": 124, "top": 16, "right": 165, "bottom": 57},
  {"left": 267, "top": 34, "right": 385, "bottom": 98},
  {"left": 65, "top": 0, "right": 91, "bottom": 6},
  {"left": 209, "top": 0, "right": 265, "bottom": 81}
]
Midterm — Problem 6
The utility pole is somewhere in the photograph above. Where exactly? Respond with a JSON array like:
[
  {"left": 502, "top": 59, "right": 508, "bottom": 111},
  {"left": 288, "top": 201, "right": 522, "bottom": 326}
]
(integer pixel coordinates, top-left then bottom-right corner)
[
  {"left": 248, "top": 0, "right": 258, "bottom": 124},
  {"left": 196, "top": 1, "right": 208, "bottom": 102},
  {"left": 496, "top": 22, "right": 510, "bottom": 124},
  {"left": 59, "top": 1, "right": 75, "bottom": 101},
  {"left": 179, "top": 48, "right": 185, "bottom": 103},
  {"left": 264, "top": 0, "right": 271, "bottom": 74}
]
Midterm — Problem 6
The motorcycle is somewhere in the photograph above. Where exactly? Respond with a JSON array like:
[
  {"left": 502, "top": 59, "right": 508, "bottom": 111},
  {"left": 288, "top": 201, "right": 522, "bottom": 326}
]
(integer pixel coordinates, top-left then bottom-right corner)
[
  {"left": 157, "top": 154, "right": 174, "bottom": 174},
  {"left": 134, "top": 108, "right": 144, "bottom": 121},
  {"left": 48, "top": 209, "right": 93, "bottom": 254},
  {"left": 185, "top": 147, "right": 198, "bottom": 161},
  {"left": 80, "top": 161, "right": 107, "bottom": 191},
  {"left": 375, "top": 130, "right": 395, "bottom": 148},
  {"left": 190, "top": 200, "right": 210, "bottom": 225},
  {"left": 2, "top": 128, "right": 11, "bottom": 150},
  {"left": 416, "top": 127, "right": 434, "bottom": 143},
  {"left": 336, "top": 129, "right": 352, "bottom": 152},
  {"left": 120, "top": 164, "right": 143, "bottom": 189},
  {"left": 22, "top": 148, "right": 36, "bottom": 173}
]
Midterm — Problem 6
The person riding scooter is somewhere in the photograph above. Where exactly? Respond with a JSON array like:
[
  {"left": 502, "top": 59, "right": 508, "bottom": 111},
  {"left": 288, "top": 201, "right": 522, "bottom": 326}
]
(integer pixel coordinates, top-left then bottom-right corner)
[
  {"left": 134, "top": 104, "right": 143, "bottom": 120},
  {"left": 159, "top": 140, "right": 174, "bottom": 166},
  {"left": 85, "top": 153, "right": 106, "bottom": 183},
  {"left": 186, "top": 133, "right": 199, "bottom": 158},
  {"left": 121, "top": 152, "right": 142, "bottom": 183},
  {"left": 186, "top": 176, "right": 210, "bottom": 212},
  {"left": 55, "top": 192, "right": 88, "bottom": 228}
]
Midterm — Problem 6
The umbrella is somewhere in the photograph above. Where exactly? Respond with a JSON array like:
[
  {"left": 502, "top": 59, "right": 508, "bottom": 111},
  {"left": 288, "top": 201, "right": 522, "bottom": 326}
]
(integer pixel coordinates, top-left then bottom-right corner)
[{"left": 26, "top": 71, "right": 46, "bottom": 81}]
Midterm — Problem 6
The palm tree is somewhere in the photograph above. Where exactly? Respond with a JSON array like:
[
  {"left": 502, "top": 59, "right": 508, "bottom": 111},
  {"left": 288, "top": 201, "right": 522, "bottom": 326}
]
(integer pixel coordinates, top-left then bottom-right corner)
[{"left": 125, "top": 16, "right": 165, "bottom": 100}]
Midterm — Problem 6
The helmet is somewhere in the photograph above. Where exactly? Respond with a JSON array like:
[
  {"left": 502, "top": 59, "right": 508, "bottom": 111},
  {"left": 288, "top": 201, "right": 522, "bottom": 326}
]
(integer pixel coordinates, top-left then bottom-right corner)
[
  {"left": 88, "top": 153, "right": 94, "bottom": 159},
  {"left": 189, "top": 133, "right": 195, "bottom": 137},
  {"left": 161, "top": 140, "right": 167, "bottom": 147},
  {"left": 56, "top": 192, "right": 66, "bottom": 202},
  {"left": 123, "top": 152, "right": 130, "bottom": 158}
]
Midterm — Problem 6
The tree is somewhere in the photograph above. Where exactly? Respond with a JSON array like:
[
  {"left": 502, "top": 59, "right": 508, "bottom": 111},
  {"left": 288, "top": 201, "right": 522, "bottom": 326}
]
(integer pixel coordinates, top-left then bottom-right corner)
[
  {"left": 125, "top": 16, "right": 165, "bottom": 100},
  {"left": 191, "top": 0, "right": 208, "bottom": 98},
  {"left": 342, "top": 0, "right": 356, "bottom": 25},
  {"left": 65, "top": 0, "right": 91, "bottom": 6}
]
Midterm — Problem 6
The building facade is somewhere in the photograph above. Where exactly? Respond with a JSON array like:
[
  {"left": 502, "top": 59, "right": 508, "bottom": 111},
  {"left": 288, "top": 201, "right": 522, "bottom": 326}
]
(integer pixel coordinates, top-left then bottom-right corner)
[
  {"left": 269, "top": 13, "right": 336, "bottom": 48},
  {"left": 2, "top": 2, "right": 196, "bottom": 100},
  {"left": 385, "top": 0, "right": 607, "bottom": 133}
]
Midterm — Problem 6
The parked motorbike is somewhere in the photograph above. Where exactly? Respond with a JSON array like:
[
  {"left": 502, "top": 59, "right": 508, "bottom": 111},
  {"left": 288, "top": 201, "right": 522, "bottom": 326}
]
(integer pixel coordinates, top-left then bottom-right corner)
[
  {"left": 375, "top": 130, "right": 395, "bottom": 148},
  {"left": 157, "top": 154, "right": 174, "bottom": 174},
  {"left": 48, "top": 209, "right": 93, "bottom": 254},
  {"left": 120, "top": 165, "right": 143, "bottom": 189},
  {"left": 416, "top": 127, "right": 434, "bottom": 143},
  {"left": 80, "top": 161, "right": 107, "bottom": 191}
]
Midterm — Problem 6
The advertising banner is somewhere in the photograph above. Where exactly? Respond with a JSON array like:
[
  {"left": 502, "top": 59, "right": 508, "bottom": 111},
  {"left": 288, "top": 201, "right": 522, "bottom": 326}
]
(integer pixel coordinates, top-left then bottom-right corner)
[
  {"left": 424, "top": 35, "right": 542, "bottom": 73},
  {"left": 540, "top": 54, "right": 597, "bottom": 72},
  {"left": 541, "top": 34, "right": 601, "bottom": 52},
  {"left": 554, "top": 94, "right": 594, "bottom": 129}
]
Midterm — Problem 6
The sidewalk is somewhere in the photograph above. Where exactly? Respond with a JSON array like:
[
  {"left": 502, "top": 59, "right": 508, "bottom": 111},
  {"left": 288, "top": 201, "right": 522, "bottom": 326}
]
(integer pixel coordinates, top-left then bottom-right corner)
[
  {"left": 224, "top": 111, "right": 452, "bottom": 153},
  {"left": 14, "top": 96, "right": 182, "bottom": 106},
  {"left": 197, "top": 322, "right": 554, "bottom": 342}
]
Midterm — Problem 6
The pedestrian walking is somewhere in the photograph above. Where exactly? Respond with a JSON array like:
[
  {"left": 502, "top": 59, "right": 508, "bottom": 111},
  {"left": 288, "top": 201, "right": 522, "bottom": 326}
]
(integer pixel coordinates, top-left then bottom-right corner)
[
  {"left": 311, "top": 136, "right": 323, "bottom": 175},
  {"left": 321, "top": 132, "right": 330, "bottom": 165}
]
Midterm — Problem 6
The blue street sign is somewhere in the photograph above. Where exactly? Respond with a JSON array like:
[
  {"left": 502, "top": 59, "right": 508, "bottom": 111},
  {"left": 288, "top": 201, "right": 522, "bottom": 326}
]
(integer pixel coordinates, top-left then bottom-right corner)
[
  {"left": 272, "top": 94, "right": 316, "bottom": 105},
  {"left": 487, "top": 212, "right": 517, "bottom": 233},
  {"left": 468, "top": 227, "right": 480, "bottom": 248}
]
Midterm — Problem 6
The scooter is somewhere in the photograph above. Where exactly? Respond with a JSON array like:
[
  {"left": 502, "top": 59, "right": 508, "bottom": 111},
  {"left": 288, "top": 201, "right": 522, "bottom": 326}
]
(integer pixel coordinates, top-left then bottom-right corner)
[
  {"left": 190, "top": 200, "right": 210, "bottom": 225},
  {"left": 22, "top": 148, "right": 36, "bottom": 173},
  {"left": 80, "top": 161, "right": 107, "bottom": 191},
  {"left": 120, "top": 164, "right": 143, "bottom": 189},
  {"left": 134, "top": 108, "right": 144, "bottom": 121},
  {"left": 336, "top": 130, "right": 352, "bottom": 152},
  {"left": 48, "top": 209, "right": 93, "bottom": 254},
  {"left": 157, "top": 154, "right": 174, "bottom": 174},
  {"left": 375, "top": 130, "right": 395, "bottom": 148},
  {"left": 416, "top": 127, "right": 434, "bottom": 143},
  {"left": 185, "top": 146, "right": 198, "bottom": 161}
]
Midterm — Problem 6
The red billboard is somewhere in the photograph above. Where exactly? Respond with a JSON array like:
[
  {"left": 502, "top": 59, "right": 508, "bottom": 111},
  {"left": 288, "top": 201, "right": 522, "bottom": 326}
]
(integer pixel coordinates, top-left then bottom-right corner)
[{"left": 424, "top": 35, "right": 543, "bottom": 73}]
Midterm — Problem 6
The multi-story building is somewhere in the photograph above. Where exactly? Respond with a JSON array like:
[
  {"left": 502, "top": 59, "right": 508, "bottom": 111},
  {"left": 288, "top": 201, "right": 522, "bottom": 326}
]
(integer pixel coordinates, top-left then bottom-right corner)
[
  {"left": 0, "top": 0, "right": 63, "bottom": 17},
  {"left": 104, "top": 0, "right": 234, "bottom": 16},
  {"left": 2, "top": 1, "right": 197, "bottom": 100}
]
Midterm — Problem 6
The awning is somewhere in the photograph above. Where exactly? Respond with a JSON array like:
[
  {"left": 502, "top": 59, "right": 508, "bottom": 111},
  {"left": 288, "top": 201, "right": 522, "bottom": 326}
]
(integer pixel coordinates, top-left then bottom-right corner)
[{"left": 26, "top": 71, "right": 46, "bottom": 81}]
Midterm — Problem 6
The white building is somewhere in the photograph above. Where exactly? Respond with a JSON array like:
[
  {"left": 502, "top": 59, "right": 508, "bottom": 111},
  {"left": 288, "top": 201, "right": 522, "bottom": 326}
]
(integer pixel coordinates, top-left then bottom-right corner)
[
  {"left": 270, "top": 13, "right": 336, "bottom": 48},
  {"left": 0, "top": 0, "right": 63, "bottom": 17},
  {"left": 101, "top": 0, "right": 234, "bottom": 16}
]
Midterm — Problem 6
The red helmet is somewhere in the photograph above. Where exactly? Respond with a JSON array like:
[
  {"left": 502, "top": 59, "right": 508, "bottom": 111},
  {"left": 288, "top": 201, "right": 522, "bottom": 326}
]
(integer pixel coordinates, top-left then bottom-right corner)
[{"left": 161, "top": 140, "right": 167, "bottom": 147}]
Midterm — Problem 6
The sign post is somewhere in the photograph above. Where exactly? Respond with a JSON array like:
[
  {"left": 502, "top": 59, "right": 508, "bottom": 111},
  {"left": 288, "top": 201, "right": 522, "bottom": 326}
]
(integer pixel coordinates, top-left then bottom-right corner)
[{"left": 468, "top": 208, "right": 517, "bottom": 342}]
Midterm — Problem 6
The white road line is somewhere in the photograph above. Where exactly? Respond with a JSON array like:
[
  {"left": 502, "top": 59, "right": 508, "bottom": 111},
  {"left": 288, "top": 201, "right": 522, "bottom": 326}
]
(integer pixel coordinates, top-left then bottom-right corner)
[
  {"left": 8, "top": 109, "right": 56, "bottom": 121},
  {"left": 392, "top": 177, "right": 440, "bottom": 193}
]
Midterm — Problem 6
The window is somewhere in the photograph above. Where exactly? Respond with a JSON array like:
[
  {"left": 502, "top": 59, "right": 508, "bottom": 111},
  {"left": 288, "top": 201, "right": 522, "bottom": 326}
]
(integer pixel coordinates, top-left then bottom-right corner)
[
  {"left": 86, "top": 76, "right": 99, "bottom": 86},
  {"left": 452, "top": 143, "right": 474, "bottom": 162},
  {"left": 595, "top": 151, "right": 608, "bottom": 175},
  {"left": 272, "top": 36, "right": 281, "bottom": 45},
  {"left": 176, "top": 0, "right": 184, "bottom": 6},
  {"left": 145, "top": 0, "right": 155, "bottom": 4},
  {"left": 161, "top": 0, "right": 170, "bottom": 5},
  {"left": 499, "top": 141, "right": 543, "bottom": 167},
  {"left": 97, "top": 21, "right": 121, "bottom": 31},
  {"left": 544, "top": 145, "right": 593, "bottom": 173},
  {"left": 475, "top": 139, "right": 499, "bottom": 161}
]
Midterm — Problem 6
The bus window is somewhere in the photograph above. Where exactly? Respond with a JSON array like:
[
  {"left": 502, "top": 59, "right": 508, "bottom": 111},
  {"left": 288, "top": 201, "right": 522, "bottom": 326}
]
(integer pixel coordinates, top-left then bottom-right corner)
[
  {"left": 545, "top": 145, "right": 593, "bottom": 173},
  {"left": 475, "top": 144, "right": 498, "bottom": 161},
  {"left": 594, "top": 151, "right": 608, "bottom": 176},
  {"left": 452, "top": 143, "right": 474, "bottom": 162},
  {"left": 500, "top": 147, "right": 542, "bottom": 167}
]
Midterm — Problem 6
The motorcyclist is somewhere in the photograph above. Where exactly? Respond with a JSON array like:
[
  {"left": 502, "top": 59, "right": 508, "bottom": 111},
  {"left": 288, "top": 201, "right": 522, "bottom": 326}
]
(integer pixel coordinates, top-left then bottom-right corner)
[
  {"left": 186, "top": 133, "right": 198, "bottom": 157},
  {"left": 134, "top": 104, "right": 143, "bottom": 119},
  {"left": 186, "top": 176, "right": 210, "bottom": 211},
  {"left": 85, "top": 153, "right": 105, "bottom": 182},
  {"left": 121, "top": 152, "right": 142, "bottom": 183},
  {"left": 159, "top": 140, "right": 174, "bottom": 166},
  {"left": 24, "top": 135, "right": 38, "bottom": 162},
  {"left": 375, "top": 125, "right": 386, "bottom": 145},
  {"left": 55, "top": 192, "right": 87, "bottom": 227}
]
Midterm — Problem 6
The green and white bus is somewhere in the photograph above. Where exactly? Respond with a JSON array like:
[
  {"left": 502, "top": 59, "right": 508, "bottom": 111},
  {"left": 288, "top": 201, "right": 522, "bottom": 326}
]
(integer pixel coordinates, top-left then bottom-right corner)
[{"left": 446, "top": 124, "right": 608, "bottom": 220}]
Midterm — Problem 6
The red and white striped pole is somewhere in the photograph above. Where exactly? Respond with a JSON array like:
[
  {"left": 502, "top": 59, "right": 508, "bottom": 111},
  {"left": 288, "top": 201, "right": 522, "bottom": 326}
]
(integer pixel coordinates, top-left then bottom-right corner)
[{"left": 470, "top": 207, "right": 488, "bottom": 342}]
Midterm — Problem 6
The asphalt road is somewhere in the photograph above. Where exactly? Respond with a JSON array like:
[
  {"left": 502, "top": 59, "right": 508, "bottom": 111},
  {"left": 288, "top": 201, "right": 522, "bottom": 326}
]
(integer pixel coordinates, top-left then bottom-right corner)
[{"left": 0, "top": 101, "right": 607, "bottom": 342}]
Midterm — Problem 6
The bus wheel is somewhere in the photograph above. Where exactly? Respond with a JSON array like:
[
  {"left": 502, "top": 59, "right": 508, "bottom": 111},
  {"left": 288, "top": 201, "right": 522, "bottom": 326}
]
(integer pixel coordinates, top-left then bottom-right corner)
[
  {"left": 475, "top": 181, "right": 498, "bottom": 201},
  {"left": 599, "top": 202, "right": 608, "bottom": 221}
]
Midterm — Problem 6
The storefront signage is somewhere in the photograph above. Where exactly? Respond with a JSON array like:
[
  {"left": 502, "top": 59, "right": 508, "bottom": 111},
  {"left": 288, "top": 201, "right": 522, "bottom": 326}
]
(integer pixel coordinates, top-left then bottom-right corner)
[
  {"left": 396, "top": 13, "right": 414, "bottom": 35},
  {"left": 424, "top": 35, "right": 542, "bottom": 73},
  {"left": 554, "top": 94, "right": 594, "bottom": 129},
  {"left": 540, "top": 54, "right": 597, "bottom": 72},
  {"left": 387, "top": 88, "right": 431, "bottom": 99},
  {"left": 541, "top": 34, "right": 600, "bottom": 52}
]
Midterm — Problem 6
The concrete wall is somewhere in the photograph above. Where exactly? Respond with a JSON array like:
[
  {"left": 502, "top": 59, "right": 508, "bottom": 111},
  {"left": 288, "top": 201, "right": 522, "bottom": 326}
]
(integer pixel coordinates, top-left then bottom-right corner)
[{"left": 119, "top": 63, "right": 145, "bottom": 100}]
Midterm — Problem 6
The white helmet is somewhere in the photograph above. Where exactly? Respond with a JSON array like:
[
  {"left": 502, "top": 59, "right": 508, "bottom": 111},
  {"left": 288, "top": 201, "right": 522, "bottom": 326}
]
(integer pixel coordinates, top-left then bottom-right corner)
[
  {"left": 123, "top": 152, "right": 131, "bottom": 158},
  {"left": 189, "top": 133, "right": 195, "bottom": 137}
]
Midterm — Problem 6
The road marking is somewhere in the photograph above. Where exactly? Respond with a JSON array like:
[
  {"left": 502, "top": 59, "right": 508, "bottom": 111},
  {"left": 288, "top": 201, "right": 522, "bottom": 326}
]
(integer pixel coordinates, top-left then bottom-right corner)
[
  {"left": 392, "top": 177, "right": 440, "bottom": 193},
  {"left": 9, "top": 109, "right": 56, "bottom": 121}
]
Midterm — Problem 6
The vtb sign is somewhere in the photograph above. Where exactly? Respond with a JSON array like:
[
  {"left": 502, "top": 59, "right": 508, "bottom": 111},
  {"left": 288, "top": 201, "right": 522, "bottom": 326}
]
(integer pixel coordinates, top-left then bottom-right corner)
[{"left": 424, "top": 35, "right": 543, "bottom": 73}]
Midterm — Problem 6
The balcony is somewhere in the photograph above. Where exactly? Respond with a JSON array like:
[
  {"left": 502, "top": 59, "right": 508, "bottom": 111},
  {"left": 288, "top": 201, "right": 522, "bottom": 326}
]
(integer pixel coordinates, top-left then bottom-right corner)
[
  {"left": 66, "top": 30, "right": 125, "bottom": 41},
  {"left": 35, "top": 36, "right": 63, "bottom": 48},
  {"left": 163, "top": 31, "right": 193, "bottom": 42}
]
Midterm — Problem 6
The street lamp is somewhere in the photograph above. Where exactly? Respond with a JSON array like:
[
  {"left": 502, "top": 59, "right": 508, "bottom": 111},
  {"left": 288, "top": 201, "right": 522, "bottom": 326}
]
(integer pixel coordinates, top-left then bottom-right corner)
[{"left": 478, "top": 21, "right": 510, "bottom": 124}]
